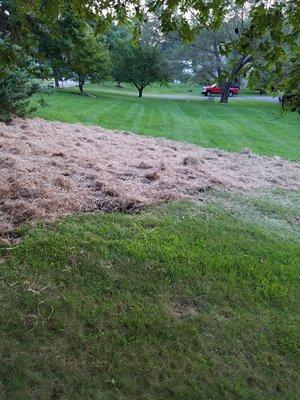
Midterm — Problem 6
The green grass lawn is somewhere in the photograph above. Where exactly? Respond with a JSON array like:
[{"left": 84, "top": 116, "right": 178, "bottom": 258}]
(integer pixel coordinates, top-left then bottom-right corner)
[
  {"left": 35, "top": 86, "right": 300, "bottom": 160},
  {"left": 1, "top": 190, "right": 299, "bottom": 399}
]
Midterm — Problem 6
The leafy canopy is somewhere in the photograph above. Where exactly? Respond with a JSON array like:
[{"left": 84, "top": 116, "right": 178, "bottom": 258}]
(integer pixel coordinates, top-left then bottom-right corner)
[
  {"left": 0, "top": 68, "right": 46, "bottom": 121},
  {"left": 112, "top": 41, "right": 170, "bottom": 96},
  {"left": 61, "top": 15, "right": 111, "bottom": 92}
]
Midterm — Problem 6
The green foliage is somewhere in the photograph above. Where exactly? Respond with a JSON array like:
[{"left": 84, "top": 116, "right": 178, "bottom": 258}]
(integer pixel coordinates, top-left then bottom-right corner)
[
  {"left": 279, "top": 60, "right": 300, "bottom": 114},
  {"left": 68, "top": 26, "right": 110, "bottom": 92},
  {"left": 36, "top": 21, "right": 73, "bottom": 86},
  {"left": 111, "top": 41, "right": 170, "bottom": 97},
  {"left": 249, "top": 55, "right": 300, "bottom": 113},
  {"left": 0, "top": 35, "right": 20, "bottom": 67},
  {"left": 0, "top": 69, "right": 46, "bottom": 122},
  {"left": 106, "top": 26, "right": 131, "bottom": 86},
  {"left": 31, "top": 10, "right": 111, "bottom": 90},
  {"left": 0, "top": 0, "right": 36, "bottom": 67},
  {"left": 1, "top": 3, "right": 111, "bottom": 93}
]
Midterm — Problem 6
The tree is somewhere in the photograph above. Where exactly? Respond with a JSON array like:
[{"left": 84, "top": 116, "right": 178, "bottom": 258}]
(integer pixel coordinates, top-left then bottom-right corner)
[
  {"left": 68, "top": 29, "right": 110, "bottom": 93},
  {"left": 112, "top": 42, "right": 170, "bottom": 97},
  {"left": 0, "top": 68, "right": 46, "bottom": 122},
  {"left": 106, "top": 25, "right": 130, "bottom": 87},
  {"left": 61, "top": 15, "right": 111, "bottom": 93},
  {"left": 181, "top": 14, "right": 262, "bottom": 103},
  {"left": 161, "top": 0, "right": 298, "bottom": 107},
  {"left": 0, "top": 1, "right": 50, "bottom": 121},
  {"left": 248, "top": 65, "right": 278, "bottom": 94},
  {"left": 279, "top": 60, "right": 300, "bottom": 113},
  {"left": 36, "top": 28, "right": 71, "bottom": 88}
]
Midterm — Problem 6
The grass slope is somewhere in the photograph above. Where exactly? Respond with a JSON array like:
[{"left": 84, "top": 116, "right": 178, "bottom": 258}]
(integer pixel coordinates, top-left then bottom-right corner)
[
  {"left": 34, "top": 87, "right": 300, "bottom": 160},
  {"left": 0, "top": 190, "right": 299, "bottom": 399}
]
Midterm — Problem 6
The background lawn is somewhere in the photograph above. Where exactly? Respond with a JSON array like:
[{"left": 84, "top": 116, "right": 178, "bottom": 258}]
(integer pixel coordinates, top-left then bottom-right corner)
[
  {"left": 34, "top": 87, "right": 300, "bottom": 160},
  {"left": 0, "top": 190, "right": 299, "bottom": 400},
  {"left": 76, "top": 82, "right": 270, "bottom": 97}
]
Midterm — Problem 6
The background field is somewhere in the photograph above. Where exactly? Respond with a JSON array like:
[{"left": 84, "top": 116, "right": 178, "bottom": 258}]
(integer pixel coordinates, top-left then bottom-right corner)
[{"left": 35, "top": 86, "right": 300, "bottom": 160}]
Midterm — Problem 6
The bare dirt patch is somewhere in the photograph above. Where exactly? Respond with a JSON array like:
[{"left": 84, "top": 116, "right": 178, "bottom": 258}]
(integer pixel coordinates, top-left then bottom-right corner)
[{"left": 0, "top": 118, "right": 299, "bottom": 240}]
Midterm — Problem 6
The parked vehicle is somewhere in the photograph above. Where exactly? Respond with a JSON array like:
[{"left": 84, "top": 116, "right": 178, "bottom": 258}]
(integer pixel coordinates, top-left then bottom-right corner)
[{"left": 202, "top": 84, "right": 239, "bottom": 97}]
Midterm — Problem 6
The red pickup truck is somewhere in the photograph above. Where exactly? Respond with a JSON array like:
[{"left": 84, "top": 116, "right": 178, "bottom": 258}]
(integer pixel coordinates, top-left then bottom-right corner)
[{"left": 202, "top": 84, "right": 239, "bottom": 97}]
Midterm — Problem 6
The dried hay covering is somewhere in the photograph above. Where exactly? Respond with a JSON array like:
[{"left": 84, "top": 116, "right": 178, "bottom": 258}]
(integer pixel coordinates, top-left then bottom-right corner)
[{"left": 0, "top": 118, "right": 299, "bottom": 241}]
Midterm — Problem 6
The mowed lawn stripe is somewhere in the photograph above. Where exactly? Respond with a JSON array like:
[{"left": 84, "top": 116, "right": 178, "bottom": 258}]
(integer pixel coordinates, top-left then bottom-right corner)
[
  {"left": 34, "top": 88, "right": 300, "bottom": 160},
  {"left": 219, "top": 103, "right": 297, "bottom": 153}
]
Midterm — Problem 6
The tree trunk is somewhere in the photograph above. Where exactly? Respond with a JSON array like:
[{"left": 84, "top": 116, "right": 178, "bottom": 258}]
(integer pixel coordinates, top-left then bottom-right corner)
[
  {"left": 220, "top": 82, "right": 231, "bottom": 103},
  {"left": 79, "top": 81, "right": 84, "bottom": 93},
  {"left": 53, "top": 69, "right": 60, "bottom": 88},
  {"left": 54, "top": 76, "right": 59, "bottom": 88},
  {"left": 138, "top": 87, "right": 143, "bottom": 98}
]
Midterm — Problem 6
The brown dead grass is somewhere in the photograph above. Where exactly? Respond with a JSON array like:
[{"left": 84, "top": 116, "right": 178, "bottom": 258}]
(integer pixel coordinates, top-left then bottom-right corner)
[{"left": 0, "top": 118, "right": 299, "bottom": 239}]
